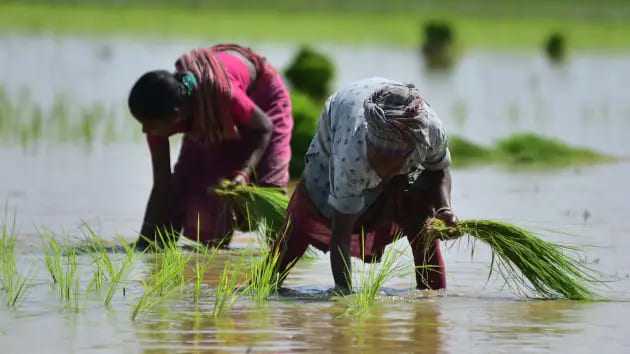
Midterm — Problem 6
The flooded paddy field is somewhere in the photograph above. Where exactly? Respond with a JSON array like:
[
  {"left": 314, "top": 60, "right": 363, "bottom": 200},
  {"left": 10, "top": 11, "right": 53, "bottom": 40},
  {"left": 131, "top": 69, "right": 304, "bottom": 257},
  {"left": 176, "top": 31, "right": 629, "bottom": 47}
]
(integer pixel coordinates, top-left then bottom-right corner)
[{"left": 1, "top": 35, "right": 630, "bottom": 353}]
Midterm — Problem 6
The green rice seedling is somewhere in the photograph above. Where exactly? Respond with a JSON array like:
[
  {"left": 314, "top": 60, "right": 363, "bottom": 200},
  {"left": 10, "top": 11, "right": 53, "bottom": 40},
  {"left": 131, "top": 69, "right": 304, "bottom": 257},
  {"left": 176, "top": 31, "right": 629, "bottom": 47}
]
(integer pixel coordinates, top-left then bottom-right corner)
[
  {"left": 42, "top": 235, "right": 81, "bottom": 310},
  {"left": 0, "top": 222, "right": 31, "bottom": 308},
  {"left": 132, "top": 229, "right": 190, "bottom": 320},
  {"left": 191, "top": 216, "right": 221, "bottom": 304},
  {"left": 337, "top": 236, "right": 408, "bottom": 317},
  {"left": 212, "top": 262, "right": 244, "bottom": 318},
  {"left": 424, "top": 218, "right": 598, "bottom": 300},
  {"left": 80, "top": 225, "right": 114, "bottom": 292},
  {"left": 104, "top": 238, "right": 137, "bottom": 306},
  {"left": 213, "top": 181, "right": 289, "bottom": 242},
  {"left": 243, "top": 221, "right": 288, "bottom": 303},
  {"left": 191, "top": 242, "right": 222, "bottom": 304}
]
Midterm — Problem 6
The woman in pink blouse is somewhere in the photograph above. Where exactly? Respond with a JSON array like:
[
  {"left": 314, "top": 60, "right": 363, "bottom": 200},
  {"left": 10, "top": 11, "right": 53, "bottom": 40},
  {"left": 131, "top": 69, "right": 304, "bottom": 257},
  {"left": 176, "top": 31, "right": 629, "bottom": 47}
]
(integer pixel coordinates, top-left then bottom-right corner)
[{"left": 128, "top": 44, "right": 293, "bottom": 249}]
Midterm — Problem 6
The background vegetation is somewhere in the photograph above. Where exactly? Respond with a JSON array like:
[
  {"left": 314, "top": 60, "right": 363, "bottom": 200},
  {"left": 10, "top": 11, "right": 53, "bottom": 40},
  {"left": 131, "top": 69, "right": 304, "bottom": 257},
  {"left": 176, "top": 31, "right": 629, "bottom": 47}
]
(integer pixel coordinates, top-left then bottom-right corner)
[{"left": 1, "top": 1, "right": 629, "bottom": 49}]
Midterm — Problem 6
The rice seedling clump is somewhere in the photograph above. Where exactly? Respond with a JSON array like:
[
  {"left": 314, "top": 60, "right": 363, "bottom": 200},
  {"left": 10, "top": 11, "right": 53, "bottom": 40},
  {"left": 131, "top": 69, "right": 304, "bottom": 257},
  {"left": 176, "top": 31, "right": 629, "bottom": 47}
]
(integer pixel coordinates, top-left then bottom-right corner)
[
  {"left": 337, "top": 240, "right": 408, "bottom": 317},
  {"left": 424, "top": 218, "right": 598, "bottom": 300},
  {"left": 213, "top": 181, "right": 289, "bottom": 241}
]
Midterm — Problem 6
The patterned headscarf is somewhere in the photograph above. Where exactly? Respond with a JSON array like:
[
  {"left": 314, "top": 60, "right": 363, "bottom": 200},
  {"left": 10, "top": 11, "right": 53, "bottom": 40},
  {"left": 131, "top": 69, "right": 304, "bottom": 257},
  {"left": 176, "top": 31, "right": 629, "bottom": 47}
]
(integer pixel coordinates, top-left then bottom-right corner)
[{"left": 363, "top": 83, "right": 430, "bottom": 154}]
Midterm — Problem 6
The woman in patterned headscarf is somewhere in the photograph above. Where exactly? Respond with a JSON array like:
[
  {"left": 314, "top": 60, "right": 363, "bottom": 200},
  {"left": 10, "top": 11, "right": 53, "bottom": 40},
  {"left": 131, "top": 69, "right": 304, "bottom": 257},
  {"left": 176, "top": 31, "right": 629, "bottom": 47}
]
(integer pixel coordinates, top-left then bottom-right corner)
[
  {"left": 274, "top": 77, "right": 457, "bottom": 294},
  {"left": 128, "top": 44, "right": 293, "bottom": 249}
]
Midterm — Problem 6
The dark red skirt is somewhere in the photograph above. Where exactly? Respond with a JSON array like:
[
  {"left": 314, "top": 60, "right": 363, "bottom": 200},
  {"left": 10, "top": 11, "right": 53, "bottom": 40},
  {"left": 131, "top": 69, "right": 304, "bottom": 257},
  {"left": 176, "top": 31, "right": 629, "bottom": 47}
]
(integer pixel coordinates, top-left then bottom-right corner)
[{"left": 279, "top": 175, "right": 447, "bottom": 289}]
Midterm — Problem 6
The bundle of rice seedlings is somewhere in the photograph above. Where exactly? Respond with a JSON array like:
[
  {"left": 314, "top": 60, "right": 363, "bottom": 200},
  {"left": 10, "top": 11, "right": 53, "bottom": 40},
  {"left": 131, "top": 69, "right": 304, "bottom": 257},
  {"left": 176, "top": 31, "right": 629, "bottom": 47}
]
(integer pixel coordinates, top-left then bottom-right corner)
[
  {"left": 213, "top": 180, "right": 289, "bottom": 241},
  {"left": 424, "top": 218, "right": 597, "bottom": 300}
]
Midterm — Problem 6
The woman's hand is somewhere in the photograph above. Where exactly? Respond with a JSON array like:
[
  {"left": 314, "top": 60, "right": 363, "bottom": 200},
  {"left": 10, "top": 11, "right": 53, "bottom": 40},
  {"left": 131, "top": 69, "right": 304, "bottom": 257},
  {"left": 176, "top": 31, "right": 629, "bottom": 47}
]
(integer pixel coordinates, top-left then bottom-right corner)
[
  {"left": 230, "top": 170, "right": 250, "bottom": 186},
  {"left": 435, "top": 207, "right": 458, "bottom": 227}
]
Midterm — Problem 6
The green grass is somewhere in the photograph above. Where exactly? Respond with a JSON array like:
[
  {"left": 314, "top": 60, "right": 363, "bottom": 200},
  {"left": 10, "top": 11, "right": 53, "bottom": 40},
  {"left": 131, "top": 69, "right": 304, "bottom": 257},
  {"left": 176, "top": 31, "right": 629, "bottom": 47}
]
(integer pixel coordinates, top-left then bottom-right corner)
[
  {"left": 449, "top": 133, "right": 613, "bottom": 169},
  {"left": 1, "top": 2, "right": 630, "bottom": 49},
  {"left": 425, "top": 218, "right": 598, "bottom": 300}
]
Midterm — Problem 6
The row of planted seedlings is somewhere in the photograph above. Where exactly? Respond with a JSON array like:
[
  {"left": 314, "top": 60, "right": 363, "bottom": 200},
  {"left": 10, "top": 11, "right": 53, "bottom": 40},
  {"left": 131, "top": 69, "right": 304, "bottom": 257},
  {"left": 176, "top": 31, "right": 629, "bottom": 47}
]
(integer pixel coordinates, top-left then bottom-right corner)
[
  {"left": 0, "top": 86, "right": 142, "bottom": 148},
  {"left": 0, "top": 215, "right": 292, "bottom": 320},
  {"left": 131, "top": 219, "right": 289, "bottom": 320},
  {"left": 40, "top": 225, "right": 138, "bottom": 312}
]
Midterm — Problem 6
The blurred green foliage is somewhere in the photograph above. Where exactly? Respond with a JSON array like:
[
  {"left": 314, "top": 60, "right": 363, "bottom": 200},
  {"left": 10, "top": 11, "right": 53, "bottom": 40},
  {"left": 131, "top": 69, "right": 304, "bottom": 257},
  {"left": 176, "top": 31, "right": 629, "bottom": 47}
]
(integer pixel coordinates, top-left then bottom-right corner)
[
  {"left": 285, "top": 46, "right": 335, "bottom": 101},
  {"left": 421, "top": 21, "right": 457, "bottom": 69},
  {"left": 289, "top": 91, "right": 320, "bottom": 178},
  {"left": 544, "top": 32, "right": 568, "bottom": 62},
  {"left": 449, "top": 133, "right": 612, "bottom": 169},
  {"left": 2, "top": 2, "right": 630, "bottom": 49}
]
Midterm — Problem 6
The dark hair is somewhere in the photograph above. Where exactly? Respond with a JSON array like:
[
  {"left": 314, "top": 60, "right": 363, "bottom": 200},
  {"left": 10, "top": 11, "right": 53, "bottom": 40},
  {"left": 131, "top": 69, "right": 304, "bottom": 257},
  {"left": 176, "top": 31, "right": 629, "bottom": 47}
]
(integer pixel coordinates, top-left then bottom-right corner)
[{"left": 128, "top": 70, "right": 185, "bottom": 122}]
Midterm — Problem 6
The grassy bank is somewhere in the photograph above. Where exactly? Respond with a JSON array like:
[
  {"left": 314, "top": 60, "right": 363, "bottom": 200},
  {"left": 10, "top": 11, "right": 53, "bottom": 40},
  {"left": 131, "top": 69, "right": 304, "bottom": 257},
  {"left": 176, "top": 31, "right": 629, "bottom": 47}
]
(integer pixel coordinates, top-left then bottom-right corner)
[{"left": 1, "top": 3, "right": 629, "bottom": 49}]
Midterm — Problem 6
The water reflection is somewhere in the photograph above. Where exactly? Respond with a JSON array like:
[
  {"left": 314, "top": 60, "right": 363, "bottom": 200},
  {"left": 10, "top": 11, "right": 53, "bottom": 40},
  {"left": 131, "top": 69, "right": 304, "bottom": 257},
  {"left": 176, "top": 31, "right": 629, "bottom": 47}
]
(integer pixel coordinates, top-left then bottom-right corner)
[{"left": 132, "top": 294, "right": 446, "bottom": 353}]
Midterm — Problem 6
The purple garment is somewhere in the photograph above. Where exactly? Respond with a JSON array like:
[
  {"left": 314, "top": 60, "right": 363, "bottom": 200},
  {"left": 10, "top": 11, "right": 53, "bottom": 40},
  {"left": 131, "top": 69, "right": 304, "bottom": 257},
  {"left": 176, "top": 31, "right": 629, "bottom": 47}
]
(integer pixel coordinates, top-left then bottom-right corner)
[{"left": 171, "top": 68, "right": 293, "bottom": 244}]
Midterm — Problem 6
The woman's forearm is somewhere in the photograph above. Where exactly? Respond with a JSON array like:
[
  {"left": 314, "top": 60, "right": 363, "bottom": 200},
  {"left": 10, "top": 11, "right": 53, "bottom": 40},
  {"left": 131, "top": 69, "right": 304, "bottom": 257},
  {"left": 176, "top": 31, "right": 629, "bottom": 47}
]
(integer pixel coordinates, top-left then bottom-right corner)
[
  {"left": 139, "top": 136, "right": 177, "bottom": 246},
  {"left": 140, "top": 184, "right": 171, "bottom": 241},
  {"left": 425, "top": 168, "right": 452, "bottom": 210},
  {"left": 236, "top": 108, "right": 273, "bottom": 178},
  {"left": 330, "top": 211, "right": 358, "bottom": 292},
  {"left": 240, "top": 128, "right": 272, "bottom": 176}
]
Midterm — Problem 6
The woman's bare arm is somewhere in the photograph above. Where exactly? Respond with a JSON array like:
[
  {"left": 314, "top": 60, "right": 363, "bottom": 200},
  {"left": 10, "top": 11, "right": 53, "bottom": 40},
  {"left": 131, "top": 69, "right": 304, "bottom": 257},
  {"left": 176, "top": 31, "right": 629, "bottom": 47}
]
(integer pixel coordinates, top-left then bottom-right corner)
[
  {"left": 138, "top": 137, "right": 179, "bottom": 248},
  {"left": 330, "top": 210, "right": 359, "bottom": 294},
  {"left": 233, "top": 106, "right": 273, "bottom": 183}
]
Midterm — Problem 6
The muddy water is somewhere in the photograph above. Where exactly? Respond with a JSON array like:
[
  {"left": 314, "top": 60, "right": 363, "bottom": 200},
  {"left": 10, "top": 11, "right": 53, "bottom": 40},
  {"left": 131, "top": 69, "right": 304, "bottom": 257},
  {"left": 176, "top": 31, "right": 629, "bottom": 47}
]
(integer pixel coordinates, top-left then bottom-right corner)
[{"left": 1, "top": 35, "right": 630, "bottom": 353}]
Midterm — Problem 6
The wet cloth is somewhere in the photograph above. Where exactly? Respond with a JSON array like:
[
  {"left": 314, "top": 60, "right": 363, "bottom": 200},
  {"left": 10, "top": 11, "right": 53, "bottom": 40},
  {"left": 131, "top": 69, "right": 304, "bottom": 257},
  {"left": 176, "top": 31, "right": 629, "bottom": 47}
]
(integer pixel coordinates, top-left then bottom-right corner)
[
  {"left": 279, "top": 178, "right": 447, "bottom": 289},
  {"left": 303, "top": 77, "right": 451, "bottom": 218},
  {"left": 147, "top": 48, "right": 293, "bottom": 245}
]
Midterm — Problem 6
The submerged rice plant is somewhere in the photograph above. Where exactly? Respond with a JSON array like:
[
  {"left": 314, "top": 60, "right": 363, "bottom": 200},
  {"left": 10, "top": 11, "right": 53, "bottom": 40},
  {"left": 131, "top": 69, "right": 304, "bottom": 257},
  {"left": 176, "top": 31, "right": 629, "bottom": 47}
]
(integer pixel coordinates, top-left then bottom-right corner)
[
  {"left": 424, "top": 218, "right": 598, "bottom": 300},
  {"left": 0, "top": 221, "right": 30, "bottom": 308},
  {"left": 80, "top": 225, "right": 113, "bottom": 292},
  {"left": 243, "top": 221, "right": 288, "bottom": 303},
  {"left": 337, "top": 237, "right": 408, "bottom": 317},
  {"left": 103, "top": 238, "right": 137, "bottom": 306},
  {"left": 42, "top": 235, "right": 81, "bottom": 310},
  {"left": 132, "top": 230, "right": 190, "bottom": 320},
  {"left": 213, "top": 262, "right": 243, "bottom": 317}
]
